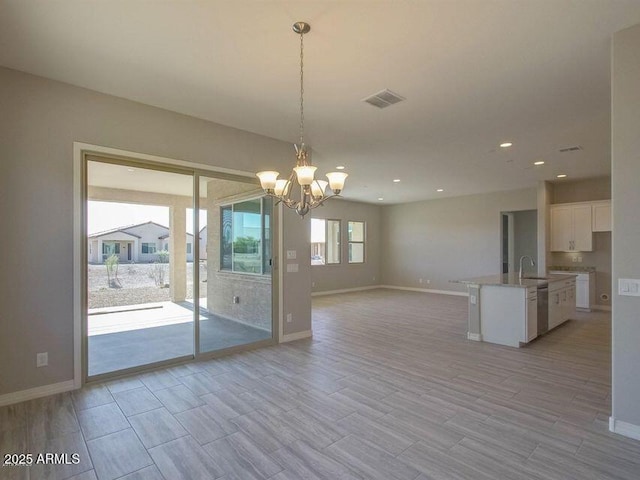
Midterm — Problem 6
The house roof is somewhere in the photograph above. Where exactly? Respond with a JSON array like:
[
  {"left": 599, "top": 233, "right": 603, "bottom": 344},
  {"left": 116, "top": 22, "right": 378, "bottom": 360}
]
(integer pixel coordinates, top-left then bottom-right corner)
[
  {"left": 88, "top": 227, "right": 142, "bottom": 239},
  {"left": 89, "top": 220, "right": 194, "bottom": 239}
]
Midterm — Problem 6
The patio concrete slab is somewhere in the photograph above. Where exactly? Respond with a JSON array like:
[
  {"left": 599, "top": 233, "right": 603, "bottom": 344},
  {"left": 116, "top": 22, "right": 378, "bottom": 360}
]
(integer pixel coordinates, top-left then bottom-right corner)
[{"left": 88, "top": 301, "right": 271, "bottom": 376}]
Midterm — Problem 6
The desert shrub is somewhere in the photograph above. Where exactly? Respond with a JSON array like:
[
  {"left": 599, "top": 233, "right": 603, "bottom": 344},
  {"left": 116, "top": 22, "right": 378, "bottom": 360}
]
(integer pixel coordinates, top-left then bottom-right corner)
[{"left": 105, "top": 254, "right": 121, "bottom": 288}]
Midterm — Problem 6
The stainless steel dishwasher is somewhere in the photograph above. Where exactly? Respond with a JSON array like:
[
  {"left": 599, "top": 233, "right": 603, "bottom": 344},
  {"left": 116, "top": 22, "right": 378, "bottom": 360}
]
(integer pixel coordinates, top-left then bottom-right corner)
[{"left": 537, "top": 284, "right": 549, "bottom": 335}]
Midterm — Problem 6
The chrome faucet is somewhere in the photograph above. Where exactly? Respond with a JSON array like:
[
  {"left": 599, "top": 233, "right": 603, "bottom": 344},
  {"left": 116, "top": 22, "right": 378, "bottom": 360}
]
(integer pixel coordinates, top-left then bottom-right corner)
[{"left": 519, "top": 255, "right": 536, "bottom": 280}]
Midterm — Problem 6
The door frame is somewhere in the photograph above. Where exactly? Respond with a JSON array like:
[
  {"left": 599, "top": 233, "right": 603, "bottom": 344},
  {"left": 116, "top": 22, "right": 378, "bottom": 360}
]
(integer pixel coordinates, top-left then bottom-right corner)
[{"left": 74, "top": 142, "right": 279, "bottom": 386}]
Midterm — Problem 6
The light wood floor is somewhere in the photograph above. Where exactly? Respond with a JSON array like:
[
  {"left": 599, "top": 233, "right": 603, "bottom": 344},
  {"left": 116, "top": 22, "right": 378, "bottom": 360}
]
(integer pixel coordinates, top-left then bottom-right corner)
[{"left": 2, "top": 289, "right": 639, "bottom": 480}]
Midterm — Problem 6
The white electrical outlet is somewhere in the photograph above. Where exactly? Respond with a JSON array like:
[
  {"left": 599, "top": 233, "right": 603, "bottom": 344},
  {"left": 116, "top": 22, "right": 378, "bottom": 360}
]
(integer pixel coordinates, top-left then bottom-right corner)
[
  {"left": 312, "top": 282, "right": 315, "bottom": 287},
  {"left": 36, "top": 352, "right": 48, "bottom": 367},
  {"left": 419, "top": 278, "right": 423, "bottom": 284},
  {"left": 286, "top": 313, "right": 293, "bottom": 323},
  {"left": 426, "top": 279, "right": 431, "bottom": 284}
]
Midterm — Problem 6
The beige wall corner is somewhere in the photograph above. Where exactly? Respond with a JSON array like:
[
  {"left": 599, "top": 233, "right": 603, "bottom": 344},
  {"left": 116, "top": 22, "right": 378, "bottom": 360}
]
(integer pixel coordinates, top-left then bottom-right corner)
[{"left": 611, "top": 22, "right": 640, "bottom": 434}]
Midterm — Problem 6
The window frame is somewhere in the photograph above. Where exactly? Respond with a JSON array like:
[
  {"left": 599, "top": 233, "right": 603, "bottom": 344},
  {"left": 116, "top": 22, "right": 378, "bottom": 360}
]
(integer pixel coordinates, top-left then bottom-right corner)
[
  {"left": 347, "top": 220, "right": 366, "bottom": 264},
  {"left": 220, "top": 196, "right": 271, "bottom": 276},
  {"left": 311, "top": 218, "right": 341, "bottom": 266},
  {"left": 142, "top": 242, "right": 157, "bottom": 254}
]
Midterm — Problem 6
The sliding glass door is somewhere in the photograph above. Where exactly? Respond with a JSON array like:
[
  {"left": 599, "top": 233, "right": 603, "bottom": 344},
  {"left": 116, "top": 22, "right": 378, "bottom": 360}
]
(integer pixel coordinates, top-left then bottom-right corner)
[
  {"left": 197, "top": 177, "right": 273, "bottom": 354},
  {"left": 85, "top": 158, "right": 273, "bottom": 380}
]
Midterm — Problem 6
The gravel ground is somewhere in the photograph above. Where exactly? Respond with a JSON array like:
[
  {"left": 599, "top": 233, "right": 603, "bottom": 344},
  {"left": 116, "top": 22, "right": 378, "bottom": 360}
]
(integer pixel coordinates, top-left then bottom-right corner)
[{"left": 88, "top": 262, "right": 207, "bottom": 309}]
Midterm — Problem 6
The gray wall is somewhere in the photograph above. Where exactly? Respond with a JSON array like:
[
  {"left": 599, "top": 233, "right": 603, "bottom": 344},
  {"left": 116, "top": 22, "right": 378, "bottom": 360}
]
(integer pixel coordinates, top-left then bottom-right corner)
[
  {"left": 311, "top": 199, "right": 381, "bottom": 293},
  {"left": 612, "top": 24, "right": 640, "bottom": 429},
  {"left": 381, "top": 188, "right": 537, "bottom": 293},
  {"left": 0, "top": 66, "right": 309, "bottom": 395},
  {"left": 552, "top": 176, "right": 611, "bottom": 203},
  {"left": 512, "top": 210, "right": 538, "bottom": 269},
  {"left": 281, "top": 207, "right": 312, "bottom": 336},
  {"left": 549, "top": 177, "right": 612, "bottom": 306}
]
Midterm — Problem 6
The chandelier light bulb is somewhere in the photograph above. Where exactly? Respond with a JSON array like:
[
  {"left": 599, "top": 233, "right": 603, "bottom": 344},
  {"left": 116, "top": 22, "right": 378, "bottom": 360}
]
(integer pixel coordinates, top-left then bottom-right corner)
[
  {"left": 294, "top": 165, "right": 317, "bottom": 186},
  {"left": 274, "top": 179, "right": 289, "bottom": 196},
  {"left": 256, "top": 171, "right": 279, "bottom": 191},
  {"left": 326, "top": 171, "right": 348, "bottom": 193},
  {"left": 311, "top": 180, "right": 328, "bottom": 198}
]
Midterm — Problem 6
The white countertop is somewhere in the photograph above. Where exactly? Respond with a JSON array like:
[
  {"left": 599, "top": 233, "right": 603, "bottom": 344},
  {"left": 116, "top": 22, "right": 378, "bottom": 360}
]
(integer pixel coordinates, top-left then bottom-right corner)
[{"left": 451, "top": 273, "right": 576, "bottom": 288}]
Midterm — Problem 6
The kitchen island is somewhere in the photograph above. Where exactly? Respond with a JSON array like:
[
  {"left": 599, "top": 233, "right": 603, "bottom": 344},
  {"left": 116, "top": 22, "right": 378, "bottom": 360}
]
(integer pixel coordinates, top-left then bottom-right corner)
[{"left": 452, "top": 273, "right": 576, "bottom": 348}]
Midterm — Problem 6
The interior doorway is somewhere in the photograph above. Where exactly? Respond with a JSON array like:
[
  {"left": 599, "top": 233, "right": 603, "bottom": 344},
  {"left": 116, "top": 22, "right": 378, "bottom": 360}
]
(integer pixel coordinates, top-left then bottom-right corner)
[{"left": 501, "top": 209, "right": 538, "bottom": 275}]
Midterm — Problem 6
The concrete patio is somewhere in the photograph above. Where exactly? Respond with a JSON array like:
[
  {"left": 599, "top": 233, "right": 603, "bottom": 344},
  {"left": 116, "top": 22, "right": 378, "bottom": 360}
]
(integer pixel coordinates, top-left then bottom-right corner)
[{"left": 88, "top": 300, "right": 271, "bottom": 376}]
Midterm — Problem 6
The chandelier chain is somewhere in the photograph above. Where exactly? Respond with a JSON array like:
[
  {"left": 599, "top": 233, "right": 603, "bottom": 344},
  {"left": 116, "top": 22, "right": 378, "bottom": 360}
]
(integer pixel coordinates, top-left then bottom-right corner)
[
  {"left": 299, "top": 30, "right": 304, "bottom": 147},
  {"left": 255, "top": 22, "right": 347, "bottom": 218}
]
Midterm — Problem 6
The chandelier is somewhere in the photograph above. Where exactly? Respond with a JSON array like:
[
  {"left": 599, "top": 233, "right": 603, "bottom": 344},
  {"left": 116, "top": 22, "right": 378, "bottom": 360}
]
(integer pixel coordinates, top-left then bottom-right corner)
[{"left": 256, "top": 22, "right": 347, "bottom": 217}]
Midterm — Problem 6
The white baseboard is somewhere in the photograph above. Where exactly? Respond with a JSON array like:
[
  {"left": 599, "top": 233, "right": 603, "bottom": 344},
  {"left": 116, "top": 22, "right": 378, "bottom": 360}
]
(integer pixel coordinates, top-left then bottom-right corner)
[
  {"left": 380, "top": 285, "right": 469, "bottom": 297},
  {"left": 593, "top": 305, "right": 612, "bottom": 312},
  {"left": 312, "top": 285, "right": 381, "bottom": 297},
  {"left": 0, "top": 380, "right": 77, "bottom": 407},
  {"left": 281, "top": 330, "right": 312, "bottom": 343},
  {"left": 467, "top": 332, "right": 482, "bottom": 341},
  {"left": 609, "top": 416, "right": 640, "bottom": 441}
]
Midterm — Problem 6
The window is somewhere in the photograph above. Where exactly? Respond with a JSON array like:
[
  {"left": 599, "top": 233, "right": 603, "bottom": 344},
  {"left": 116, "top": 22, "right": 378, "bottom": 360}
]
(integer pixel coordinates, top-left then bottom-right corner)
[
  {"left": 311, "top": 219, "right": 340, "bottom": 265},
  {"left": 348, "top": 221, "right": 365, "bottom": 263},
  {"left": 220, "top": 197, "right": 272, "bottom": 274},
  {"left": 186, "top": 243, "right": 192, "bottom": 254},
  {"left": 102, "top": 242, "right": 119, "bottom": 255},
  {"left": 142, "top": 242, "right": 157, "bottom": 254}
]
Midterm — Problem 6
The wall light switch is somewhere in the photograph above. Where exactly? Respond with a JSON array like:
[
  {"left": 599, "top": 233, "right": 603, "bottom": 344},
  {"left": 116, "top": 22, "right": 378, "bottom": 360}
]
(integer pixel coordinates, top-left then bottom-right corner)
[
  {"left": 286, "top": 263, "right": 299, "bottom": 273},
  {"left": 36, "top": 352, "right": 48, "bottom": 367},
  {"left": 286, "top": 250, "right": 297, "bottom": 260},
  {"left": 618, "top": 278, "right": 640, "bottom": 297},
  {"left": 470, "top": 295, "right": 477, "bottom": 305}
]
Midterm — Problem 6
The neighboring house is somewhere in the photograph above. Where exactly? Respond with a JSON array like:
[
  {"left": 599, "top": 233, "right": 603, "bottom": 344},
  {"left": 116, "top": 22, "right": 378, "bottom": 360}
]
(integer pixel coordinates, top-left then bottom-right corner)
[{"left": 88, "top": 221, "right": 195, "bottom": 263}]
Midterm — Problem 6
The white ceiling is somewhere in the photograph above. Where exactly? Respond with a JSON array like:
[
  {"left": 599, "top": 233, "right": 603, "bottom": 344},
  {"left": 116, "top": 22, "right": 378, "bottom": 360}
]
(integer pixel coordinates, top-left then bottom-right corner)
[{"left": 2, "top": 1, "right": 639, "bottom": 204}]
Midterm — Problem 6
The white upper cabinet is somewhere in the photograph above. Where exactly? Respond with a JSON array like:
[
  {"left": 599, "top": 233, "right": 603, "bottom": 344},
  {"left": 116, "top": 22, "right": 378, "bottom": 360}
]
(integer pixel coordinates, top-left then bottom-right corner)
[
  {"left": 550, "top": 206, "right": 573, "bottom": 252},
  {"left": 572, "top": 204, "right": 593, "bottom": 251},
  {"left": 592, "top": 200, "right": 612, "bottom": 232},
  {"left": 550, "top": 203, "right": 593, "bottom": 252}
]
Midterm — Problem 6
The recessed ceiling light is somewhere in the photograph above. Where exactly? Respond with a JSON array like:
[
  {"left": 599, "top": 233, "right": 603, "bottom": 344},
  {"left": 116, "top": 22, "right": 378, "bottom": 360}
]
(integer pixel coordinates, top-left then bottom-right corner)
[
  {"left": 378, "top": 197, "right": 384, "bottom": 201},
  {"left": 436, "top": 188, "right": 444, "bottom": 192},
  {"left": 336, "top": 165, "right": 345, "bottom": 170},
  {"left": 500, "top": 142, "right": 513, "bottom": 148},
  {"left": 557, "top": 174, "right": 567, "bottom": 178},
  {"left": 393, "top": 179, "right": 401, "bottom": 183},
  {"left": 534, "top": 161, "right": 545, "bottom": 166}
]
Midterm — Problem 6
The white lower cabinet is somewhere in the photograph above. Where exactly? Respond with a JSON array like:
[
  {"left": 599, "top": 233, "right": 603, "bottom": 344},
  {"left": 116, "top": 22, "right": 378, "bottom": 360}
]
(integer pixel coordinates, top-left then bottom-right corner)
[
  {"left": 479, "top": 285, "right": 537, "bottom": 348},
  {"left": 550, "top": 271, "right": 594, "bottom": 310},
  {"left": 548, "top": 278, "right": 576, "bottom": 330}
]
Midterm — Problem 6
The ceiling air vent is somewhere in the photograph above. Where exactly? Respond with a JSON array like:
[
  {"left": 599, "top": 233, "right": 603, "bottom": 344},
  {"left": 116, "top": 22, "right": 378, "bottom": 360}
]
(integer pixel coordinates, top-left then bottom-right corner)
[
  {"left": 362, "top": 89, "right": 405, "bottom": 109},
  {"left": 558, "top": 145, "right": 583, "bottom": 153}
]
